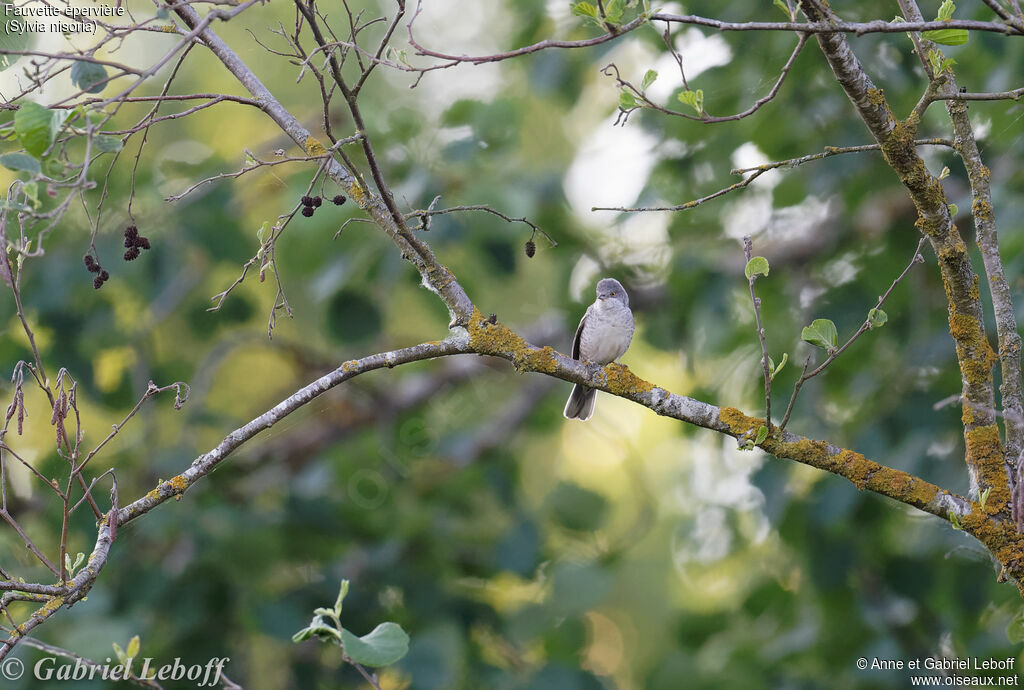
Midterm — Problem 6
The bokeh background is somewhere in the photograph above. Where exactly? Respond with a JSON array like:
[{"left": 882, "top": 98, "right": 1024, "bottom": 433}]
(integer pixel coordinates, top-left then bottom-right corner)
[{"left": 2, "top": 0, "right": 1024, "bottom": 687}]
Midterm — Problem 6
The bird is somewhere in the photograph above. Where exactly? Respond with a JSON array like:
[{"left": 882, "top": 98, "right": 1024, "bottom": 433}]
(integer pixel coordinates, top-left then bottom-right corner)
[{"left": 563, "top": 277, "right": 635, "bottom": 421}]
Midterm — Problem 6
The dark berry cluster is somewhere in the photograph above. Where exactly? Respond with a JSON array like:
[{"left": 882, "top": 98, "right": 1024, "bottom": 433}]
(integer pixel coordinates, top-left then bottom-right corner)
[
  {"left": 332, "top": 194, "right": 346, "bottom": 206},
  {"left": 524, "top": 239, "right": 536, "bottom": 258},
  {"left": 300, "top": 195, "right": 323, "bottom": 218},
  {"left": 84, "top": 254, "right": 110, "bottom": 289},
  {"left": 123, "top": 225, "right": 151, "bottom": 261}
]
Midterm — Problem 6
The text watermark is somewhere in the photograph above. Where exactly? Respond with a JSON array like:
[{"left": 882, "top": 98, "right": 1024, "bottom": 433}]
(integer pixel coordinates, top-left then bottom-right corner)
[{"left": 0, "top": 655, "right": 229, "bottom": 687}]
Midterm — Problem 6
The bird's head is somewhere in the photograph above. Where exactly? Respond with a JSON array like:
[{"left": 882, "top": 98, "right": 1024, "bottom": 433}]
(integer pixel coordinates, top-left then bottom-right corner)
[{"left": 596, "top": 278, "right": 628, "bottom": 307}]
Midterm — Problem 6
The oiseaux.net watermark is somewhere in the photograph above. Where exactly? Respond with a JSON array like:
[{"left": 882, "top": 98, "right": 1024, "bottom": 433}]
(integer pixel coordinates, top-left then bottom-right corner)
[{"left": 0, "top": 655, "right": 229, "bottom": 686}]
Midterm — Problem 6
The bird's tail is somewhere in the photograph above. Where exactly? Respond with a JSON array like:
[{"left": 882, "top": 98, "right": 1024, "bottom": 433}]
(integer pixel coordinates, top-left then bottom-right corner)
[{"left": 563, "top": 384, "right": 597, "bottom": 421}]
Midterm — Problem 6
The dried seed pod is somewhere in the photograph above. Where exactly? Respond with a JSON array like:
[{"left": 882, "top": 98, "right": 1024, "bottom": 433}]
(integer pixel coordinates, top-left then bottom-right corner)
[{"left": 524, "top": 240, "right": 536, "bottom": 258}]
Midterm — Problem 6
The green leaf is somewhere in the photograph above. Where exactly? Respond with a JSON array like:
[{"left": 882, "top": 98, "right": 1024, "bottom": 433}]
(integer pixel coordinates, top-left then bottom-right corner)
[
  {"left": 641, "top": 69, "right": 657, "bottom": 90},
  {"left": 744, "top": 256, "right": 769, "bottom": 280},
  {"left": 571, "top": 2, "right": 598, "bottom": 18},
  {"left": 0, "top": 3, "right": 32, "bottom": 73},
  {"left": 293, "top": 614, "right": 342, "bottom": 643},
  {"left": 15, "top": 102, "right": 59, "bottom": 158},
  {"left": 936, "top": 0, "right": 955, "bottom": 22},
  {"left": 801, "top": 318, "right": 838, "bottom": 351},
  {"left": 334, "top": 579, "right": 349, "bottom": 616},
  {"left": 341, "top": 622, "right": 410, "bottom": 667},
  {"left": 618, "top": 90, "right": 639, "bottom": 110},
  {"left": 923, "top": 28, "right": 968, "bottom": 45},
  {"left": 948, "top": 202, "right": 958, "bottom": 216},
  {"left": 771, "top": 352, "right": 788, "bottom": 380},
  {"left": 604, "top": 0, "right": 624, "bottom": 23},
  {"left": 0, "top": 153, "right": 41, "bottom": 175},
  {"left": 93, "top": 134, "right": 123, "bottom": 153},
  {"left": 112, "top": 642, "right": 126, "bottom": 666},
  {"left": 754, "top": 425, "right": 768, "bottom": 445},
  {"left": 773, "top": 0, "right": 792, "bottom": 19},
  {"left": 70, "top": 60, "right": 108, "bottom": 94},
  {"left": 867, "top": 308, "right": 888, "bottom": 329},
  {"left": 949, "top": 509, "right": 962, "bottom": 530},
  {"left": 1007, "top": 613, "right": 1024, "bottom": 644},
  {"left": 126, "top": 635, "right": 140, "bottom": 659},
  {"left": 677, "top": 88, "right": 704, "bottom": 115},
  {"left": 938, "top": 165, "right": 950, "bottom": 180},
  {"left": 980, "top": 486, "right": 992, "bottom": 510}
]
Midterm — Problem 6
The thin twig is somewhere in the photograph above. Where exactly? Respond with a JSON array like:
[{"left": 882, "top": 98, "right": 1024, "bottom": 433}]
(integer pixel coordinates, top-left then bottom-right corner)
[
  {"left": 743, "top": 237, "right": 773, "bottom": 432},
  {"left": 779, "top": 237, "right": 928, "bottom": 430}
]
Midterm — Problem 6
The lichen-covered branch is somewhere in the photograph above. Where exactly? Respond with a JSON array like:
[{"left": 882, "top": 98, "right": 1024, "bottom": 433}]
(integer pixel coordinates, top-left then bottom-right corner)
[
  {"left": 899, "top": 0, "right": 1024, "bottom": 503},
  {"left": 799, "top": 0, "right": 1006, "bottom": 511}
]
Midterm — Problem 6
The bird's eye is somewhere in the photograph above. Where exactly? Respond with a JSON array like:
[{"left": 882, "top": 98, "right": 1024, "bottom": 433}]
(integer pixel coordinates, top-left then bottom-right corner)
[{"left": 610, "top": 291, "right": 616, "bottom": 296}]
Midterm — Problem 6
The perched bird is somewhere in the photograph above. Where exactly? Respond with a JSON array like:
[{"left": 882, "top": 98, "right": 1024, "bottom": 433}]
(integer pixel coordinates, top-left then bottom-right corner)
[{"left": 563, "top": 278, "right": 635, "bottom": 421}]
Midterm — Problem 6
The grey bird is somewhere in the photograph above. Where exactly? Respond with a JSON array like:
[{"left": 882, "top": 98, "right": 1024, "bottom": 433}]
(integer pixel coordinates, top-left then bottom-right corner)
[{"left": 563, "top": 278, "right": 635, "bottom": 421}]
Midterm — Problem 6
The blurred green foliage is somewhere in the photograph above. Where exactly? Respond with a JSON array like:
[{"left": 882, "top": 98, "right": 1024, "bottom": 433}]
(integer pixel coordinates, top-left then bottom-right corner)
[{"left": 2, "top": 0, "right": 1024, "bottom": 688}]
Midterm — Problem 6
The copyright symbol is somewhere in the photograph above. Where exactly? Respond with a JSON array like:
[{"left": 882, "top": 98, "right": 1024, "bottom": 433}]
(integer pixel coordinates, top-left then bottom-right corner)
[
  {"left": 2, "top": 657, "right": 24, "bottom": 680},
  {"left": 856, "top": 657, "right": 868, "bottom": 670}
]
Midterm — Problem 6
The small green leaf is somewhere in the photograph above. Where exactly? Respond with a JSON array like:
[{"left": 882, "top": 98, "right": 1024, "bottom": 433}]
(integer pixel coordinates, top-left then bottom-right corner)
[
  {"left": 341, "top": 622, "right": 410, "bottom": 667},
  {"left": 938, "top": 166, "right": 950, "bottom": 180},
  {"left": 292, "top": 627, "right": 314, "bottom": 642},
  {"left": 334, "top": 579, "right": 349, "bottom": 616},
  {"left": 936, "top": 0, "right": 955, "bottom": 22},
  {"left": 126, "top": 635, "right": 140, "bottom": 659},
  {"left": 93, "top": 134, "right": 123, "bottom": 153},
  {"left": 744, "top": 256, "right": 769, "bottom": 280},
  {"left": 980, "top": 486, "right": 992, "bottom": 510},
  {"left": 571, "top": 2, "right": 599, "bottom": 18},
  {"left": 293, "top": 614, "right": 342, "bottom": 643},
  {"left": 867, "top": 308, "right": 888, "bottom": 329},
  {"left": 801, "top": 318, "right": 838, "bottom": 351},
  {"left": 641, "top": 69, "right": 657, "bottom": 90},
  {"left": 677, "top": 89, "right": 704, "bottom": 114},
  {"left": 923, "top": 28, "right": 968, "bottom": 45},
  {"left": 772, "top": 0, "right": 792, "bottom": 19},
  {"left": 112, "top": 643, "right": 126, "bottom": 666},
  {"left": 619, "top": 90, "right": 639, "bottom": 110},
  {"left": 771, "top": 352, "right": 788, "bottom": 380},
  {"left": 0, "top": 153, "right": 41, "bottom": 175},
  {"left": 14, "top": 102, "right": 58, "bottom": 158},
  {"left": 949, "top": 509, "right": 962, "bottom": 530},
  {"left": 948, "top": 202, "right": 958, "bottom": 216},
  {"left": 70, "top": 60, "right": 108, "bottom": 94},
  {"left": 754, "top": 425, "right": 768, "bottom": 445},
  {"left": 604, "top": 0, "right": 624, "bottom": 23}
]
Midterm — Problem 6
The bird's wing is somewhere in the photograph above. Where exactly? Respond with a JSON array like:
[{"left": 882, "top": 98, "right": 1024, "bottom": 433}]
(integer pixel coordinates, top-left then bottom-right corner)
[{"left": 571, "top": 307, "right": 590, "bottom": 360}]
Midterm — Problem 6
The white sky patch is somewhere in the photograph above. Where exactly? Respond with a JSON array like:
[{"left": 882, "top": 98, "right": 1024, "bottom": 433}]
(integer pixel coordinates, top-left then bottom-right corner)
[
  {"left": 645, "top": 28, "right": 732, "bottom": 104},
  {"left": 731, "top": 141, "right": 782, "bottom": 190},
  {"left": 569, "top": 255, "right": 603, "bottom": 302},
  {"left": 972, "top": 114, "right": 992, "bottom": 140},
  {"left": 672, "top": 28, "right": 733, "bottom": 80},
  {"left": 387, "top": 0, "right": 507, "bottom": 114},
  {"left": 821, "top": 251, "right": 860, "bottom": 287},
  {"left": 563, "top": 117, "right": 660, "bottom": 221}
]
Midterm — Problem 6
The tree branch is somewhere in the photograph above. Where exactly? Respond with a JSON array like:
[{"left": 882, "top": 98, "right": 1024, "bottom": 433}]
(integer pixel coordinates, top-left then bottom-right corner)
[{"left": 798, "top": 0, "right": 1007, "bottom": 514}]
